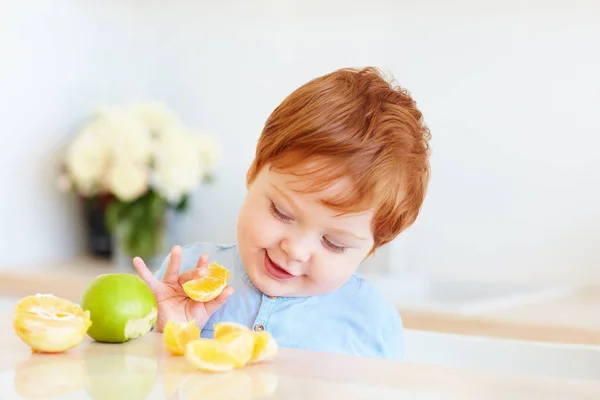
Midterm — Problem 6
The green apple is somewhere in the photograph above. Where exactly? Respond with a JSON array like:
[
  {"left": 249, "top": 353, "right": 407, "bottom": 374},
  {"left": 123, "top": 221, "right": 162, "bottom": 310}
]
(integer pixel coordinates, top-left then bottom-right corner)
[{"left": 81, "top": 273, "right": 157, "bottom": 343}]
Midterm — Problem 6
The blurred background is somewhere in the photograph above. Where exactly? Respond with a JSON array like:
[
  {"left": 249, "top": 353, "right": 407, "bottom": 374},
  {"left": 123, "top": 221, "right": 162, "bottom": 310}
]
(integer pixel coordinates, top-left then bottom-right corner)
[{"left": 2, "top": 0, "right": 599, "bottom": 285}]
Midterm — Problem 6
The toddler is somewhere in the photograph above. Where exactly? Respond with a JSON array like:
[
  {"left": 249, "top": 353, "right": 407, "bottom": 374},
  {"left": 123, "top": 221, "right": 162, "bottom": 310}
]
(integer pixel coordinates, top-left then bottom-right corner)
[{"left": 133, "top": 66, "right": 431, "bottom": 361}]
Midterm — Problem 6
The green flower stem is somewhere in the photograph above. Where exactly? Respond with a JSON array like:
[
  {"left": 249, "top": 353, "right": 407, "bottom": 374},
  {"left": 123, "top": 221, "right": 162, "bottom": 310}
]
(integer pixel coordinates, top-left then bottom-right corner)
[{"left": 105, "top": 191, "right": 186, "bottom": 261}]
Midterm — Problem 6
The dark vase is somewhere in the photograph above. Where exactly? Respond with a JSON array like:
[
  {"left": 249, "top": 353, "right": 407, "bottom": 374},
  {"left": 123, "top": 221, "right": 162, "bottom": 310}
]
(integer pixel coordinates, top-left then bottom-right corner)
[{"left": 82, "top": 196, "right": 113, "bottom": 258}]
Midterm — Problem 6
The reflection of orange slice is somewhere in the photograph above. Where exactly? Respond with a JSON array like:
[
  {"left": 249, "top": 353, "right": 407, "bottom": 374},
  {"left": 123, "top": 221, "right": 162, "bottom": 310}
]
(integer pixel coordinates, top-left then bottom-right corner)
[
  {"left": 163, "top": 320, "right": 200, "bottom": 356},
  {"left": 248, "top": 367, "right": 279, "bottom": 397},
  {"left": 182, "top": 262, "right": 230, "bottom": 302},
  {"left": 180, "top": 369, "right": 254, "bottom": 400},
  {"left": 162, "top": 356, "right": 194, "bottom": 397},
  {"left": 13, "top": 294, "right": 92, "bottom": 353},
  {"left": 214, "top": 322, "right": 278, "bottom": 364}
]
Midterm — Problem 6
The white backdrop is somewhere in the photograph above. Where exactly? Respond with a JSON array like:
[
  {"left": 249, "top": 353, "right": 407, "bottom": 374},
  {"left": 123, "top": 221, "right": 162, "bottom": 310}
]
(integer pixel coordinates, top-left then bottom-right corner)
[{"left": 1, "top": 0, "right": 599, "bottom": 285}]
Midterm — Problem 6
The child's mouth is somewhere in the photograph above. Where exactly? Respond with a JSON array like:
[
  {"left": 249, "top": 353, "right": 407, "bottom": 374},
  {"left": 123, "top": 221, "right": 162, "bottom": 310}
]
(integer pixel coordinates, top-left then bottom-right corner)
[{"left": 264, "top": 252, "right": 296, "bottom": 280}]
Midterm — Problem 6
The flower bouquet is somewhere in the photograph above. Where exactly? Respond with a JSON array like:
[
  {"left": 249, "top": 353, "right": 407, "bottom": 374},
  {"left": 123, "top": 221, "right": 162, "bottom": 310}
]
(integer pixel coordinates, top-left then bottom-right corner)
[{"left": 59, "top": 102, "right": 218, "bottom": 266}]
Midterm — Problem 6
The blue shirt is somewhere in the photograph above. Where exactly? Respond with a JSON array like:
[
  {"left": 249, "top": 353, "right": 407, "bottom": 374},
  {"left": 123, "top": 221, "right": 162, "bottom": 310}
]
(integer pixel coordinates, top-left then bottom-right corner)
[{"left": 155, "top": 242, "right": 404, "bottom": 360}]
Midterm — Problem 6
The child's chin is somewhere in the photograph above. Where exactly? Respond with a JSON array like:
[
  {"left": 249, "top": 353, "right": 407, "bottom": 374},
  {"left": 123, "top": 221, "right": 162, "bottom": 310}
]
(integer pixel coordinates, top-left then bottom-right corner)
[
  {"left": 257, "top": 275, "right": 297, "bottom": 297},
  {"left": 258, "top": 279, "right": 286, "bottom": 296}
]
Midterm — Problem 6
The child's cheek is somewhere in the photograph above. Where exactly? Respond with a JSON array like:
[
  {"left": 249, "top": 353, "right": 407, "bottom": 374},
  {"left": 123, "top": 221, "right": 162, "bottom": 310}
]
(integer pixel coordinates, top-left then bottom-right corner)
[
  {"left": 255, "top": 215, "right": 286, "bottom": 247},
  {"left": 312, "top": 254, "right": 357, "bottom": 288}
]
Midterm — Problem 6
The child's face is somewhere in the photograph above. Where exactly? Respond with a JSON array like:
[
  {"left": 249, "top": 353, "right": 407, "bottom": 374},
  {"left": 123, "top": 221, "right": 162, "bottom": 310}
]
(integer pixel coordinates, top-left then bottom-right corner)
[{"left": 236, "top": 164, "right": 375, "bottom": 297}]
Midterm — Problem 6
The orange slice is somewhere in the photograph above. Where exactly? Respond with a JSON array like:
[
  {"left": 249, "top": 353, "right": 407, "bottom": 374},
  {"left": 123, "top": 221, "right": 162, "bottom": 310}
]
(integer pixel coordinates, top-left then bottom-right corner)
[
  {"left": 215, "top": 330, "right": 255, "bottom": 367},
  {"left": 182, "top": 262, "right": 230, "bottom": 302},
  {"left": 184, "top": 322, "right": 278, "bottom": 372},
  {"left": 214, "top": 322, "right": 278, "bottom": 364},
  {"left": 249, "top": 331, "right": 278, "bottom": 363},
  {"left": 163, "top": 320, "right": 200, "bottom": 356},
  {"left": 213, "top": 321, "right": 249, "bottom": 338},
  {"left": 185, "top": 339, "right": 239, "bottom": 372},
  {"left": 13, "top": 294, "right": 92, "bottom": 353}
]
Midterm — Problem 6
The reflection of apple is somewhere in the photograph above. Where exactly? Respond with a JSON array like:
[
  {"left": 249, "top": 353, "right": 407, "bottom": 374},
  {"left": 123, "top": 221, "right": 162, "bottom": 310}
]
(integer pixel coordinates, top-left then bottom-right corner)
[
  {"left": 83, "top": 354, "right": 158, "bottom": 400},
  {"left": 14, "top": 354, "right": 87, "bottom": 398}
]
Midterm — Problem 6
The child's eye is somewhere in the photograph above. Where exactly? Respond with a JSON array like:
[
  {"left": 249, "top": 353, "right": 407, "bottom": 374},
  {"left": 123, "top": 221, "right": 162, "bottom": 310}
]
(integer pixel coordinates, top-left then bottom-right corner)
[
  {"left": 269, "top": 201, "right": 292, "bottom": 222},
  {"left": 322, "top": 237, "right": 347, "bottom": 254}
]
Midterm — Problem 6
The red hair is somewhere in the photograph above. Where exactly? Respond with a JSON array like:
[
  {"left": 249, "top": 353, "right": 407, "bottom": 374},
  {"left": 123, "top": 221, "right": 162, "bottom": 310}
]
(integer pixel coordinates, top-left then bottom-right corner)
[{"left": 247, "top": 67, "right": 431, "bottom": 253}]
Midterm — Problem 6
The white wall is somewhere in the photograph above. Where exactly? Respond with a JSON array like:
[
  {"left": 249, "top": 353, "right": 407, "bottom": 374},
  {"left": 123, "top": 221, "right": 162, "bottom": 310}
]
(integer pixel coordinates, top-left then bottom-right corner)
[{"left": 1, "top": 1, "right": 599, "bottom": 284}]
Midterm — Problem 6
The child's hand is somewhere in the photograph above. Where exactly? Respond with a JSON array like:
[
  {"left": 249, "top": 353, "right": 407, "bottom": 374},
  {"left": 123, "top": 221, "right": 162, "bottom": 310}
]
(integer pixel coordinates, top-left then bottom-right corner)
[{"left": 132, "top": 245, "right": 234, "bottom": 333}]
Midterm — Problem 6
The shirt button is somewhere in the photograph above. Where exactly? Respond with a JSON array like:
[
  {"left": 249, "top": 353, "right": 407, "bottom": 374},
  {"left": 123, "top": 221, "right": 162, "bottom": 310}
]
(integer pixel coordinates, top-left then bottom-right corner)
[{"left": 253, "top": 324, "right": 265, "bottom": 332}]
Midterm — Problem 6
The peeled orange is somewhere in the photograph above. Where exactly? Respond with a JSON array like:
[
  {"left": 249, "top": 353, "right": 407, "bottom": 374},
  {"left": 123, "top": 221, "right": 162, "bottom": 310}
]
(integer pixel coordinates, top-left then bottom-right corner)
[
  {"left": 182, "top": 262, "right": 230, "bottom": 302},
  {"left": 185, "top": 339, "right": 240, "bottom": 372},
  {"left": 13, "top": 294, "right": 92, "bottom": 353},
  {"left": 163, "top": 320, "right": 200, "bottom": 356}
]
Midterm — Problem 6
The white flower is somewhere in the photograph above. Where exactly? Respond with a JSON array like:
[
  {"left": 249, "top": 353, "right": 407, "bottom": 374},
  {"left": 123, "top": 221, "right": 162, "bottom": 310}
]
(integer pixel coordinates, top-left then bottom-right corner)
[
  {"left": 62, "top": 101, "right": 220, "bottom": 202},
  {"left": 86, "top": 108, "right": 153, "bottom": 165},
  {"left": 129, "top": 101, "right": 184, "bottom": 139},
  {"left": 151, "top": 129, "right": 204, "bottom": 203},
  {"left": 64, "top": 129, "right": 110, "bottom": 196},
  {"left": 192, "top": 132, "right": 220, "bottom": 171},
  {"left": 106, "top": 161, "right": 149, "bottom": 202}
]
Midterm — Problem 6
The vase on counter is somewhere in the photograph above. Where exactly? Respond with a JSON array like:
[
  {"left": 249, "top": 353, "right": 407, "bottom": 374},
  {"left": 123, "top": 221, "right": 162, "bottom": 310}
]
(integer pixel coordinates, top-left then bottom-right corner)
[
  {"left": 82, "top": 195, "right": 113, "bottom": 259},
  {"left": 108, "top": 194, "right": 181, "bottom": 272}
]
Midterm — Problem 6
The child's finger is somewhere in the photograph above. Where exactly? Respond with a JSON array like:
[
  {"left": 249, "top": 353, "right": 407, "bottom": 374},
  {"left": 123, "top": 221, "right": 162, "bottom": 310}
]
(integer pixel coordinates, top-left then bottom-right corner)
[
  {"left": 195, "top": 253, "right": 209, "bottom": 270},
  {"left": 132, "top": 256, "right": 160, "bottom": 292},
  {"left": 203, "top": 286, "right": 234, "bottom": 317},
  {"left": 178, "top": 268, "right": 207, "bottom": 286},
  {"left": 163, "top": 245, "right": 182, "bottom": 284},
  {"left": 178, "top": 254, "right": 209, "bottom": 286}
]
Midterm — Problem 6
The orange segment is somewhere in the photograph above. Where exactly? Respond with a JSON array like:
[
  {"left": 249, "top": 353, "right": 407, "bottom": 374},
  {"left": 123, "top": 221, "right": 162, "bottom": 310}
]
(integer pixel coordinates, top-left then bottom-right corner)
[
  {"left": 249, "top": 331, "right": 278, "bottom": 363},
  {"left": 182, "top": 262, "right": 230, "bottom": 302},
  {"left": 215, "top": 330, "right": 255, "bottom": 367},
  {"left": 213, "top": 321, "right": 278, "bottom": 364},
  {"left": 185, "top": 339, "right": 239, "bottom": 372},
  {"left": 163, "top": 320, "right": 200, "bottom": 356},
  {"left": 213, "top": 321, "right": 249, "bottom": 338},
  {"left": 13, "top": 294, "right": 92, "bottom": 353},
  {"left": 183, "top": 322, "right": 278, "bottom": 372}
]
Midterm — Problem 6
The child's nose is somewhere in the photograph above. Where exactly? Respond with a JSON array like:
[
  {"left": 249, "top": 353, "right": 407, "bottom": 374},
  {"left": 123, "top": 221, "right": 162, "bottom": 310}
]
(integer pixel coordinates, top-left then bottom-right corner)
[{"left": 280, "top": 236, "right": 311, "bottom": 264}]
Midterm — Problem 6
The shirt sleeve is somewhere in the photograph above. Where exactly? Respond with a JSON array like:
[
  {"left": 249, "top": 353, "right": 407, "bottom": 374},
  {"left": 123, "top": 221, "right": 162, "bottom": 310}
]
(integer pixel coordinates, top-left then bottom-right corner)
[
  {"left": 380, "top": 308, "right": 405, "bottom": 361},
  {"left": 353, "top": 277, "right": 406, "bottom": 361}
]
